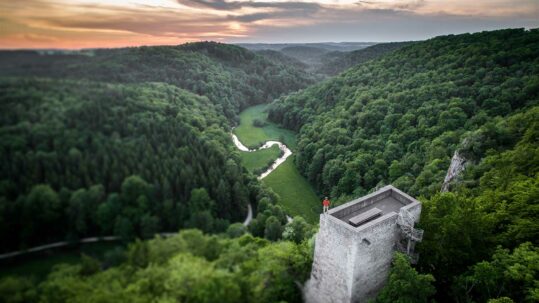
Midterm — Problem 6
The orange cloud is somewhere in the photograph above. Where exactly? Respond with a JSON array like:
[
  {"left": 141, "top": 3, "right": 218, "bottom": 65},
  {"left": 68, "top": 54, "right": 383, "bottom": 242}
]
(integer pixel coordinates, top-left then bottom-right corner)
[
  {"left": 0, "top": 0, "right": 537, "bottom": 49},
  {"left": 0, "top": 0, "right": 251, "bottom": 49}
]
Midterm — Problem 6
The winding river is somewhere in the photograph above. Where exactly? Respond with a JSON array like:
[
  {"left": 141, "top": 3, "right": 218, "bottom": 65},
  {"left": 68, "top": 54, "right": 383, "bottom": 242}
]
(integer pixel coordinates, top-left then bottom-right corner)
[
  {"left": 231, "top": 134, "right": 293, "bottom": 179},
  {"left": 232, "top": 133, "right": 293, "bottom": 225}
]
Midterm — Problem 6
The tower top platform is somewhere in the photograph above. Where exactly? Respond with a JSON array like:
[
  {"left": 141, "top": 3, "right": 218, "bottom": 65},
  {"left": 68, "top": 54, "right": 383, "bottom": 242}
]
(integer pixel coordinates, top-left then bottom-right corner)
[
  {"left": 327, "top": 185, "right": 420, "bottom": 231},
  {"left": 307, "top": 185, "right": 422, "bottom": 303}
]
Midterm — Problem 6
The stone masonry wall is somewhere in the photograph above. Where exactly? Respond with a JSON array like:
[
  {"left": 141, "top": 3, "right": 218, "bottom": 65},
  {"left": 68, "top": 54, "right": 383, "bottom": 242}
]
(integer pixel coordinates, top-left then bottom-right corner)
[
  {"left": 306, "top": 215, "right": 357, "bottom": 303},
  {"left": 305, "top": 186, "right": 422, "bottom": 303},
  {"left": 332, "top": 190, "right": 392, "bottom": 219},
  {"left": 306, "top": 212, "right": 400, "bottom": 303},
  {"left": 351, "top": 213, "right": 399, "bottom": 302}
]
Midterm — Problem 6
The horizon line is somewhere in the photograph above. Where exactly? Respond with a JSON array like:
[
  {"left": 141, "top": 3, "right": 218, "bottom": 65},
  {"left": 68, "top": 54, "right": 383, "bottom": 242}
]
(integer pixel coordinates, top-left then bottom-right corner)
[{"left": 0, "top": 40, "right": 418, "bottom": 52}]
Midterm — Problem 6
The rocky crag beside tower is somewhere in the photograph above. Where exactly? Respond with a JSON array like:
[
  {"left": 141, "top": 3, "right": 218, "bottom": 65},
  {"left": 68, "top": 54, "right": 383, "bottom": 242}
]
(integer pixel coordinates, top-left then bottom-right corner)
[{"left": 305, "top": 185, "right": 423, "bottom": 303}]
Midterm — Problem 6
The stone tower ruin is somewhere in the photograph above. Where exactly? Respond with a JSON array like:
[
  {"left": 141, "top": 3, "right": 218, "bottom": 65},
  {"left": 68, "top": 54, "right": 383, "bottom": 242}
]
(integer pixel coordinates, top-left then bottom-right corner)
[{"left": 305, "top": 185, "right": 423, "bottom": 303}]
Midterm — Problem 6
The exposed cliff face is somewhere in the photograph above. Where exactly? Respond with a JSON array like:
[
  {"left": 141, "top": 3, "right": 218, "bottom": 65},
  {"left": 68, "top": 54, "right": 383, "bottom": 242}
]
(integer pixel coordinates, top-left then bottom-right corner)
[{"left": 441, "top": 150, "right": 467, "bottom": 192}]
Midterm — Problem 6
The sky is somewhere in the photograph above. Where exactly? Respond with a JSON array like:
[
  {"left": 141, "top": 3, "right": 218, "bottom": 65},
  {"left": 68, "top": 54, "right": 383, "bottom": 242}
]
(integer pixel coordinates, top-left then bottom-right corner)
[{"left": 0, "top": 0, "right": 538, "bottom": 49}]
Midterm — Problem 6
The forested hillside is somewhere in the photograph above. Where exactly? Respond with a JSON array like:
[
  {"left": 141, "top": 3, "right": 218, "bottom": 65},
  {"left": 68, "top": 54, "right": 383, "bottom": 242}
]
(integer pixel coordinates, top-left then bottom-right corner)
[
  {"left": 1, "top": 29, "right": 538, "bottom": 303},
  {"left": 0, "top": 42, "right": 316, "bottom": 252},
  {"left": 417, "top": 107, "right": 538, "bottom": 302},
  {"left": 270, "top": 28, "right": 538, "bottom": 198},
  {"left": 269, "top": 28, "right": 539, "bottom": 302},
  {"left": 254, "top": 49, "right": 309, "bottom": 71},
  {"left": 0, "top": 78, "right": 275, "bottom": 252},
  {"left": 316, "top": 42, "right": 414, "bottom": 75},
  {"left": 0, "top": 42, "right": 316, "bottom": 120},
  {"left": 280, "top": 46, "right": 330, "bottom": 66},
  {"left": 0, "top": 230, "right": 314, "bottom": 303}
]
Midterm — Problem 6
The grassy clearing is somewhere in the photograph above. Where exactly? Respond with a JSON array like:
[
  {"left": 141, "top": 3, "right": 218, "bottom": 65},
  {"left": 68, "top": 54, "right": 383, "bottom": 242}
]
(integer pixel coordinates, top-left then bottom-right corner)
[
  {"left": 0, "top": 242, "right": 123, "bottom": 280},
  {"left": 234, "top": 104, "right": 297, "bottom": 150},
  {"left": 234, "top": 104, "right": 321, "bottom": 223},
  {"left": 240, "top": 145, "right": 281, "bottom": 173},
  {"left": 262, "top": 156, "right": 321, "bottom": 223}
]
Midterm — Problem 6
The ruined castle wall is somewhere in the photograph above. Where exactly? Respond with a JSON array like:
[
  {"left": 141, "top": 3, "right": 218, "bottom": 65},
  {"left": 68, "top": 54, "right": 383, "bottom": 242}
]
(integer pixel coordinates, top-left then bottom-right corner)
[
  {"left": 306, "top": 215, "right": 358, "bottom": 303},
  {"left": 404, "top": 202, "right": 422, "bottom": 223},
  {"left": 306, "top": 212, "right": 402, "bottom": 303},
  {"left": 305, "top": 186, "right": 423, "bottom": 303},
  {"left": 351, "top": 213, "right": 399, "bottom": 302},
  {"left": 391, "top": 187, "right": 422, "bottom": 222}
]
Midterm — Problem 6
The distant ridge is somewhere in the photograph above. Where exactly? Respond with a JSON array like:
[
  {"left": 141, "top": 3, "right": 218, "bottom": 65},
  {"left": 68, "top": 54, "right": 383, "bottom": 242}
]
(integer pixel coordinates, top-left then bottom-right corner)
[
  {"left": 316, "top": 41, "right": 415, "bottom": 75},
  {"left": 236, "top": 42, "right": 376, "bottom": 52}
]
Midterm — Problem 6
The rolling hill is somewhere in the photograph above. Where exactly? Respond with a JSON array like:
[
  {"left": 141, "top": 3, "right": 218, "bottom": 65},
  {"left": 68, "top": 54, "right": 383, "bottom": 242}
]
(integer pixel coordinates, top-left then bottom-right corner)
[
  {"left": 268, "top": 28, "right": 539, "bottom": 301},
  {"left": 316, "top": 41, "right": 414, "bottom": 75},
  {"left": 0, "top": 42, "right": 316, "bottom": 120},
  {"left": 1, "top": 29, "right": 538, "bottom": 303},
  {"left": 0, "top": 42, "right": 315, "bottom": 252}
]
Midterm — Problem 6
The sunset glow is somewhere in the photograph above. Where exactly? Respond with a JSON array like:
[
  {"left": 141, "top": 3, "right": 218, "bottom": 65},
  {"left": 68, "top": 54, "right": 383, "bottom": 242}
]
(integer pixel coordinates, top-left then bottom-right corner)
[{"left": 1, "top": 0, "right": 538, "bottom": 49}]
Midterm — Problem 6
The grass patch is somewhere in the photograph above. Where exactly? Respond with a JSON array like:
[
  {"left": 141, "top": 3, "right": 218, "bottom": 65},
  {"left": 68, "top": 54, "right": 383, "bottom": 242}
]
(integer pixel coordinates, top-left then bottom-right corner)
[
  {"left": 234, "top": 104, "right": 297, "bottom": 150},
  {"left": 262, "top": 155, "right": 321, "bottom": 223},
  {"left": 240, "top": 145, "right": 281, "bottom": 173}
]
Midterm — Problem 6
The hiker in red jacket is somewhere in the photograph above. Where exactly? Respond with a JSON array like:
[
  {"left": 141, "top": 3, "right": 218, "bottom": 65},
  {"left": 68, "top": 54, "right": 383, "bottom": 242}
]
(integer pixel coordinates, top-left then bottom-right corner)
[{"left": 323, "top": 197, "right": 330, "bottom": 214}]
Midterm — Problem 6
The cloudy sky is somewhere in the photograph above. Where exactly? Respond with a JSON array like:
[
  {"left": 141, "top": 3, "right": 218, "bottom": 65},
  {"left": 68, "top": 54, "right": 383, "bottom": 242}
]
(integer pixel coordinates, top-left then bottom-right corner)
[{"left": 1, "top": 0, "right": 538, "bottom": 49}]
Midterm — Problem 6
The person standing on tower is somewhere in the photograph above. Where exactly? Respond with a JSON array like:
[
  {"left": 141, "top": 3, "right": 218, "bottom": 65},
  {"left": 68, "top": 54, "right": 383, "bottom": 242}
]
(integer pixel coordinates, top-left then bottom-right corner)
[{"left": 322, "top": 197, "right": 331, "bottom": 214}]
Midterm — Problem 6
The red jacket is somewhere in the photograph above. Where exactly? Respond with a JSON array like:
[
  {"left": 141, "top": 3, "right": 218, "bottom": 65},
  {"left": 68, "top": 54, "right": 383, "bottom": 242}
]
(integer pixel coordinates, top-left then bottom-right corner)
[{"left": 323, "top": 199, "right": 330, "bottom": 207}]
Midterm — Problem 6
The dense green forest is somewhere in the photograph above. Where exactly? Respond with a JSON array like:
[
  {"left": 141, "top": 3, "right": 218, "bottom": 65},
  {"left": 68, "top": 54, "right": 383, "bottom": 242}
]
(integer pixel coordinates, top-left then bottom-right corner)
[
  {"left": 0, "top": 229, "right": 314, "bottom": 302},
  {"left": 0, "top": 42, "right": 315, "bottom": 252},
  {"left": 0, "top": 78, "right": 263, "bottom": 251},
  {"left": 315, "top": 42, "right": 414, "bottom": 76},
  {"left": 418, "top": 107, "right": 538, "bottom": 302},
  {"left": 269, "top": 28, "right": 538, "bottom": 199},
  {"left": 0, "top": 42, "right": 316, "bottom": 120},
  {"left": 254, "top": 50, "right": 310, "bottom": 71},
  {"left": 0, "top": 205, "right": 319, "bottom": 302},
  {"left": 269, "top": 28, "right": 539, "bottom": 301},
  {"left": 1, "top": 29, "right": 538, "bottom": 303}
]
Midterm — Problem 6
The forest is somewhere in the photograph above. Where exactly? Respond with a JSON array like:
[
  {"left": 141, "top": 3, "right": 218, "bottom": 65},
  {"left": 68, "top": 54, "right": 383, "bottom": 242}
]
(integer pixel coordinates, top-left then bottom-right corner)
[
  {"left": 314, "top": 42, "right": 414, "bottom": 76},
  {"left": 0, "top": 78, "right": 260, "bottom": 251},
  {"left": 0, "top": 42, "right": 314, "bottom": 252},
  {"left": 269, "top": 28, "right": 538, "bottom": 199},
  {"left": 0, "top": 29, "right": 538, "bottom": 303},
  {"left": 0, "top": 229, "right": 315, "bottom": 303},
  {"left": 0, "top": 42, "right": 316, "bottom": 120},
  {"left": 269, "top": 28, "right": 539, "bottom": 302}
]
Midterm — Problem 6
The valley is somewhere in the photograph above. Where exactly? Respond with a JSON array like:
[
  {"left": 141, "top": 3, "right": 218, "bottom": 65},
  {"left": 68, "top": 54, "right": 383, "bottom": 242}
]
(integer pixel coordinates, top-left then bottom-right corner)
[
  {"left": 233, "top": 104, "right": 297, "bottom": 149},
  {"left": 0, "top": 28, "right": 537, "bottom": 303},
  {"left": 233, "top": 104, "right": 320, "bottom": 223}
]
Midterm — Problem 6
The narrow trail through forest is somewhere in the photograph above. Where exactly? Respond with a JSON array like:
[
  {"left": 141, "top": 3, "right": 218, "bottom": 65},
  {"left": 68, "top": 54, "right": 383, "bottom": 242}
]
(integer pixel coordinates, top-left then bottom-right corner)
[
  {"left": 0, "top": 130, "right": 291, "bottom": 260},
  {"left": 232, "top": 132, "right": 293, "bottom": 225},
  {"left": 1, "top": 132, "right": 292, "bottom": 261},
  {"left": 0, "top": 237, "right": 119, "bottom": 260}
]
